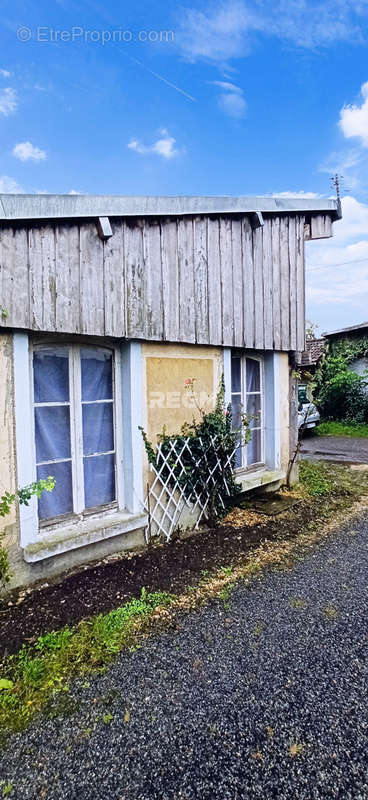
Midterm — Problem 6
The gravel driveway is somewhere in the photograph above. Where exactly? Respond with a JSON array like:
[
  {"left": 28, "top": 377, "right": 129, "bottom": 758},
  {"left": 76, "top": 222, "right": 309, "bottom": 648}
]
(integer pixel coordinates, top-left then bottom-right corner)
[
  {"left": 1, "top": 510, "right": 368, "bottom": 799},
  {"left": 300, "top": 434, "right": 368, "bottom": 464}
]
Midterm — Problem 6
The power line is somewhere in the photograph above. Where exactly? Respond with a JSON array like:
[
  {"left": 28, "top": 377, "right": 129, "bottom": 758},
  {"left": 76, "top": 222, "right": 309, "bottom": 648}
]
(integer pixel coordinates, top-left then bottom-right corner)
[{"left": 306, "top": 256, "right": 368, "bottom": 272}]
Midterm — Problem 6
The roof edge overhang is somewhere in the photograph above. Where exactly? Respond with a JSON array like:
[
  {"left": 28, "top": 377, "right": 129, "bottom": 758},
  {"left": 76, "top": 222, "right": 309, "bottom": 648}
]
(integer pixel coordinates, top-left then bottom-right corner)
[{"left": 0, "top": 194, "right": 341, "bottom": 223}]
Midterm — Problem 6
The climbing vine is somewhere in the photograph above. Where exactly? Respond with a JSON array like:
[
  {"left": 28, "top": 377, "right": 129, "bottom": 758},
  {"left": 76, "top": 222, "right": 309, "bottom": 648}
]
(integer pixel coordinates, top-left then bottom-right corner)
[{"left": 141, "top": 377, "right": 253, "bottom": 521}]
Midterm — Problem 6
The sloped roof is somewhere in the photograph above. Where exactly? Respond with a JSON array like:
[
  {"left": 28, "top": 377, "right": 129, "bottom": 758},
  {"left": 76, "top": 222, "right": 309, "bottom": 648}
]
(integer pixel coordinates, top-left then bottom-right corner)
[
  {"left": 298, "top": 338, "right": 326, "bottom": 366},
  {"left": 324, "top": 321, "right": 368, "bottom": 338},
  {"left": 0, "top": 194, "right": 341, "bottom": 221}
]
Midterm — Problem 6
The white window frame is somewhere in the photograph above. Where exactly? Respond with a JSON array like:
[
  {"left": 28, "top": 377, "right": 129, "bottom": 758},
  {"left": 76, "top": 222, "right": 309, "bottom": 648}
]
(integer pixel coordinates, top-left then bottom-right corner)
[
  {"left": 31, "top": 341, "right": 123, "bottom": 527},
  {"left": 231, "top": 353, "right": 265, "bottom": 470}
]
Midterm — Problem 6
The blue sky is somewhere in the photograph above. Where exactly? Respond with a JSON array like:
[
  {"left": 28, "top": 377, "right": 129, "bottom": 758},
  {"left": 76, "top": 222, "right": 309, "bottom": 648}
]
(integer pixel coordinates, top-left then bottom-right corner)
[{"left": 1, "top": 0, "right": 368, "bottom": 333}]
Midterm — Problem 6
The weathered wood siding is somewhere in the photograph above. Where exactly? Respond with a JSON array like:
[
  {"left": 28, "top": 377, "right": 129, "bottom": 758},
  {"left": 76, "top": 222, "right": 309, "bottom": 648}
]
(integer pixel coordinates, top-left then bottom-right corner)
[{"left": 0, "top": 214, "right": 309, "bottom": 351}]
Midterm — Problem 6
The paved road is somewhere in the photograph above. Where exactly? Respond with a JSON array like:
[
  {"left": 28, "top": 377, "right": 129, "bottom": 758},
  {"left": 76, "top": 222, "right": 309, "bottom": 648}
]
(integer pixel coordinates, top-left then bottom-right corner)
[
  {"left": 300, "top": 434, "right": 368, "bottom": 464},
  {"left": 2, "top": 510, "right": 368, "bottom": 799}
]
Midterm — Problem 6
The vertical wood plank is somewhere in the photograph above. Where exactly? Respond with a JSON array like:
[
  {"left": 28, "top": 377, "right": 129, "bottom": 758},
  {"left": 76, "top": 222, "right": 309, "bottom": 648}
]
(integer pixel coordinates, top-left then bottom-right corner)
[
  {"left": 124, "top": 219, "right": 145, "bottom": 338},
  {"left": 207, "top": 218, "right": 222, "bottom": 346},
  {"left": 193, "top": 217, "right": 209, "bottom": 344},
  {"left": 55, "top": 224, "right": 80, "bottom": 333},
  {"left": 29, "top": 228, "right": 44, "bottom": 331},
  {"left": 80, "top": 223, "right": 104, "bottom": 335},
  {"left": 177, "top": 218, "right": 195, "bottom": 343},
  {"left": 219, "top": 218, "right": 233, "bottom": 346},
  {"left": 0, "top": 227, "right": 29, "bottom": 329},
  {"left": 41, "top": 226, "right": 56, "bottom": 332},
  {"left": 296, "top": 215, "right": 306, "bottom": 352},
  {"left": 104, "top": 220, "right": 125, "bottom": 337},
  {"left": 161, "top": 219, "right": 179, "bottom": 342},
  {"left": 242, "top": 217, "right": 254, "bottom": 349},
  {"left": 253, "top": 225, "right": 264, "bottom": 349},
  {"left": 231, "top": 218, "right": 243, "bottom": 348},
  {"left": 262, "top": 218, "right": 273, "bottom": 350},
  {"left": 310, "top": 214, "right": 332, "bottom": 239},
  {"left": 279, "top": 217, "right": 290, "bottom": 350},
  {"left": 288, "top": 216, "right": 297, "bottom": 350},
  {"left": 271, "top": 217, "right": 281, "bottom": 351},
  {"left": 143, "top": 219, "right": 163, "bottom": 341}
]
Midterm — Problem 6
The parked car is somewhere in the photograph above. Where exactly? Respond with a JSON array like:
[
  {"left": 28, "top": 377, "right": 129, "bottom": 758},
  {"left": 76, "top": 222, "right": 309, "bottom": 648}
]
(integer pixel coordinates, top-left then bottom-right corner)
[{"left": 298, "top": 385, "right": 320, "bottom": 433}]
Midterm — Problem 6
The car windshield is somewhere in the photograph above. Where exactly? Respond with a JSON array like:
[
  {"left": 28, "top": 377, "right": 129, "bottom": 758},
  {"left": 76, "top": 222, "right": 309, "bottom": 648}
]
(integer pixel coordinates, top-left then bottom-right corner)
[{"left": 298, "top": 386, "right": 308, "bottom": 404}]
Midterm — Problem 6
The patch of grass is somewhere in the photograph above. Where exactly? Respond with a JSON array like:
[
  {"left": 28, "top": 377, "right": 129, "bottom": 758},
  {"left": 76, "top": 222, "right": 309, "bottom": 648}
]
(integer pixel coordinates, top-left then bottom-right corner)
[
  {"left": 317, "top": 421, "right": 368, "bottom": 438},
  {"left": 299, "top": 460, "right": 368, "bottom": 498},
  {"left": 0, "top": 588, "right": 173, "bottom": 737}
]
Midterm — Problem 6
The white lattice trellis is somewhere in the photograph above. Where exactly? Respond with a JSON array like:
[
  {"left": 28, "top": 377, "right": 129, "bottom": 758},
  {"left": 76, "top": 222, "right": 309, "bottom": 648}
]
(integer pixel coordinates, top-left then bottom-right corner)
[{"left": 143, "top": 434, "right": 237, "bottom": 541}]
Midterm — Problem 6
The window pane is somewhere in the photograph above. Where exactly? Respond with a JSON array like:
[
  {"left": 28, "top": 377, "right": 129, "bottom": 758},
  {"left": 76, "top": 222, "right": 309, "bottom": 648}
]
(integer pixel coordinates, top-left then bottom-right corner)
[
  {"left": 35, "top": 406, "right": 71, "bottom": 463},
  {"left": 246, "top": 394, "right": 261, "bottom": 430},
  {"left": 34, "top": 348, "right": 69, "bottom": 403},
  {"left": 84, "top": 453, "right": 115, "bottom": 508},
  {"left": 37, "top": 461, "right": 73, "bottom": 519},
  {"left": 231, "top": 395, "right": 242, "bottom": 434},
  {"left": 246, "top": 358, "right": 260, "bottom": 393},
  {"left": 231, "top": 395, "right": 243, "bottom": 468},
  {"left": 231, "top": 357, "right": 241, "bottom": 393},
  {"left": 247, "top": 429, "right": 262, "bottom": 466},
  {"left": 81, "top": 348, "right": 113, "bottom": 401},
  {"left": 82, "top": 403, "right": 114, "bottom": 456}
]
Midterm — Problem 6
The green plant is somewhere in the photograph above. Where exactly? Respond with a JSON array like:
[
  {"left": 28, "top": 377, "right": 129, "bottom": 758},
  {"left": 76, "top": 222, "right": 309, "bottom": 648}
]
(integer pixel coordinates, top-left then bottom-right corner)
[
  {"left": 0, "top": 477, "right": 55, "bottom": 587},
  {"left": 140, "top": 378, "right": 250, "bottom": 522},
  {"left": 0, "top": 588, "right": 174, "bottom": 736},
  {"left": 314, "top": 340, "right": 368, "bottom": 424}
]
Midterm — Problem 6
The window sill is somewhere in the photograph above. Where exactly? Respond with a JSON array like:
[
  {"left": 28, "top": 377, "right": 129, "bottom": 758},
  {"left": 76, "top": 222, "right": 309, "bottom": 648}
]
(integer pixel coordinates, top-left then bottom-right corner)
[
  {"left": 235, "top": 467, "right": 286, "bottom": 493},
  {"left": 23, "top": 509, "right": 148, "bottom": 563}
]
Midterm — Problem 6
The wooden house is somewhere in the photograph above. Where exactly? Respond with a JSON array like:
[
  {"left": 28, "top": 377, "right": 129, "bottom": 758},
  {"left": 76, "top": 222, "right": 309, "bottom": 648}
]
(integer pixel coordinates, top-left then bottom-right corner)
[{"left": 0, "top": 194, "right": 340, "bottom": 588}]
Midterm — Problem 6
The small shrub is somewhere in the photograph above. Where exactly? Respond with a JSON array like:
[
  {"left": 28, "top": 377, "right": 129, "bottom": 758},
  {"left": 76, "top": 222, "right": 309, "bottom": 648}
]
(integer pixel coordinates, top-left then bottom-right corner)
[{"left": 0, "top": 477, "right": 55, "bottom": 587}]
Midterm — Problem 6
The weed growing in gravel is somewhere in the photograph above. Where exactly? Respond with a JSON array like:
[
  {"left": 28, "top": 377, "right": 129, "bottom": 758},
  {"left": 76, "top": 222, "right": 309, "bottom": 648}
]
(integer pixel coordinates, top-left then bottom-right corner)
[
  {"left": 289, "top": 597, "right": 308, "bottom": 609},
  {"left": 289, "top": 742, "right": 304, "bottom": 757},
  {"left": 0, "top": 589, "right": 173, "bottom": 736},
  {"left": 324, "top": 604, "right": 339, "bottom": 620}
]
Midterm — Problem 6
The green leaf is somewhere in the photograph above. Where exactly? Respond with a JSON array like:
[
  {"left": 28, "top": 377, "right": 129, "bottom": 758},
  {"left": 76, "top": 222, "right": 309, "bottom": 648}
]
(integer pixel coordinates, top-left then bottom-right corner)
[{"left": 0, "top": 679, "right": 14, "bottom": 691}]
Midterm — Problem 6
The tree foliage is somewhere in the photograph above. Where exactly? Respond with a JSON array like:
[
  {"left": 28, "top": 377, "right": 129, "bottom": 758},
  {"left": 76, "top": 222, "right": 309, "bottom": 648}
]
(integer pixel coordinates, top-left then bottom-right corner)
[{"left": 314, "top": 344, "right": 368, "bottom": 423}]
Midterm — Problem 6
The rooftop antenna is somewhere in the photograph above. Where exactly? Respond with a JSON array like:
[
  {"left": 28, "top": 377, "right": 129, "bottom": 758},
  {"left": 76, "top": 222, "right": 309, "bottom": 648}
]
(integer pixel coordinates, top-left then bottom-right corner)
[{"left": 330, "top": 173, "right": 343, "bottom": 217}]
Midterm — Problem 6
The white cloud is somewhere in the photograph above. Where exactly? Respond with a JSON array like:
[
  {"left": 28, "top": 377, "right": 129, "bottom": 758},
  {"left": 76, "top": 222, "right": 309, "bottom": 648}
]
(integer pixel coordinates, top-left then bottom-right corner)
[
  {"left": 217, "top": 92, "right": 247, "bottom": 118},
  {"left": 13, "top": 141, "right": 46, "bottom": 162},
  {"left": 306, "top": 196, "right": 368, "bottom": 327},
  {"left": 339, "top": 81, "right": 368, "bottom": 148},
  {"left": 177, "top": 1, "right": 368, "bottom": 64},
  {"left": 210, "top": 80, "right": 247, "bottom": 118},
  {"left": 273, "top": 191, "right": 323, "bottom": 199},
  {"left": 0, "top": 69, "right": 11, "bottom": 78},
  {"left": 128, "top": 129, "right": 179, "bottom": 159},
  {"left": 0, "top": 87, "right": 17, "bottom": 116},
  {"left": 0, "top": 175, "right": 24, "bottom": 193}
]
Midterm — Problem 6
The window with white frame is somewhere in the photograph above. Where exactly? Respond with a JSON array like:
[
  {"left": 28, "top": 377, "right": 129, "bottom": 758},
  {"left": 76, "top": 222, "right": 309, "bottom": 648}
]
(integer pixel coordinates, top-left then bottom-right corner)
[
  {"left": 231, "top": 354, "right": 264, "bottom": 469},
  {"left": 33, "top": 343, "right": 119, "bottom": 522}
]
